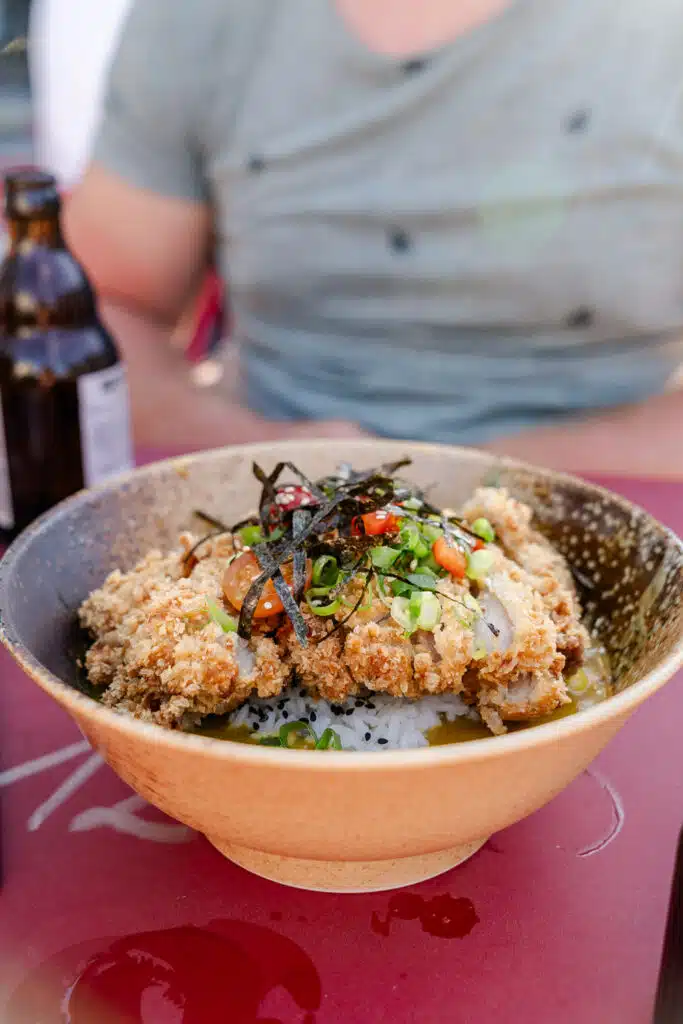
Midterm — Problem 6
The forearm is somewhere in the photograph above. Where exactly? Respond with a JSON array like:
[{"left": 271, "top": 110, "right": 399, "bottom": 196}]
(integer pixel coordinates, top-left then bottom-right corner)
[
  {"left": 483, "top": 391, "right": 683, "bottom": 478},
  {"left": 100, "top": 302, "right": 274, "bottom": 449}
]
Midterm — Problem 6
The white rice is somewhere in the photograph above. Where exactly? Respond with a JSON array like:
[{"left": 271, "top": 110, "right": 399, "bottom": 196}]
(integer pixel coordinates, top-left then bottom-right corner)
[{"left": 229, "top": 686, "right": 475, "bottom": 752}]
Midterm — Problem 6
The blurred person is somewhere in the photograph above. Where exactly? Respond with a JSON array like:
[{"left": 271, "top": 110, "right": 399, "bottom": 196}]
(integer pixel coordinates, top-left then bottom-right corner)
[{"left": 65, "top": 0, "right": 683, "bottom": 470}]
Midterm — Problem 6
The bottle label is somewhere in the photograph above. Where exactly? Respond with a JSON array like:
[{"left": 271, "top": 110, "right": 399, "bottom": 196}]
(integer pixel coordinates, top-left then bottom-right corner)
[
  {"left": 0, "top": 392, "right": 14, "bottom": 529},
  {"left": 77, "top": 364, "right": 134, "bottom": 487}
]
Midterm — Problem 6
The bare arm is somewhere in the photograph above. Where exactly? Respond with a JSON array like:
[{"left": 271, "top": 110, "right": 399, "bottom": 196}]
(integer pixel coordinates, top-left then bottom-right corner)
[
  {"left": 64, "top": 165, "right": 365, "bottom": 448},
  {"left": 483, "top": 389, "right": 683, "bottom": 478}
]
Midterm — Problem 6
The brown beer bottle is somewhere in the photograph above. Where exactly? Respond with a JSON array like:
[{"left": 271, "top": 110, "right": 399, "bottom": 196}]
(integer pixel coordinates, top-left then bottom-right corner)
[{"left": 0, "top": 169, "right": 133, "bottom": 540}]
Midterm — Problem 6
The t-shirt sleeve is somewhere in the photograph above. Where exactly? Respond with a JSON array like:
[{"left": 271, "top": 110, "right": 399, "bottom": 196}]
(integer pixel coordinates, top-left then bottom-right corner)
[{"left": 92, "top": 0, "right": 208, "bottom": 202}]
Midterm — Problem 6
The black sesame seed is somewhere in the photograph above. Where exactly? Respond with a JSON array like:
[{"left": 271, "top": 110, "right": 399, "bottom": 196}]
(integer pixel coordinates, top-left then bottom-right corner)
[
  {"left": 367, "top": 703, "right": 376, "bottom": 710},
  {"left": 310, "top": 711, "right": 317, "bottom": 722},
  {"left": 299, "top": 689, "right": 306, "bottom": 697},
  {"left": 277, "top": 701, "right": 286, "bottom": 709},
  {"left": 283, "top": 710, "right": 289, "bottom": 719},
  {"left": 253, "top": 723, "right": 260, "bottom": 731},
  {"left": 378, "top": 738, "right": 389, "bottom": 745},
  {"left": 355, "top": 700, "right": 364, "bottom": 708},
  {"left": 249, "top": 706, "right": 258, "bottom": 714},
  {"left": 332, "top": 707, "right": 343, "bottom": 717},
  {"left": 345, "top": 708, "right": 354, "bottom": 716},
  {"left": 364, "top": 732, "right": 371, "bottom": 741}
]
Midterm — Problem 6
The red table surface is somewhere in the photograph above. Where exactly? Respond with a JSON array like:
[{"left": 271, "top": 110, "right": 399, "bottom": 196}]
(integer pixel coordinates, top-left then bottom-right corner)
[{"left": 0, "top": 461, "right": 682, "bottom": 1024}]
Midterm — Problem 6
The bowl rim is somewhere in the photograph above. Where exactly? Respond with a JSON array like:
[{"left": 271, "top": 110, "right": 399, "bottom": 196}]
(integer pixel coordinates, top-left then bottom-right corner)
[{"left": 1, "top": 438, "right": 682, "bottom": 772}]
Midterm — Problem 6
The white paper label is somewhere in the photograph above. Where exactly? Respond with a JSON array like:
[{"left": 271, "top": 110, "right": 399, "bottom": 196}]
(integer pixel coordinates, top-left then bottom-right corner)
[
  {"left": 77, "top": 364, "right": 134, "bottom": 487},
  {"left": 0, "top": 392, "right": 14, "bottom": 529}
]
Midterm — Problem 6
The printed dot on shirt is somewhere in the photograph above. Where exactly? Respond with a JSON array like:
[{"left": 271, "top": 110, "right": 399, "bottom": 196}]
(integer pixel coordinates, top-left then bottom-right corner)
[
  {"left": 402, "top": 58, "right": 428, "bottom": 75},
  {"left": 567, "top": 307, "right": 595, "bottom": 329},
  {"left": 247, "top": 155, "right": 266, "bottom": 173},
  {"left": 389, "top": 228, "right": 412, "bottom": 253},
  {"left": 565, "top": 109, "right": 591, "bottom": 134}
]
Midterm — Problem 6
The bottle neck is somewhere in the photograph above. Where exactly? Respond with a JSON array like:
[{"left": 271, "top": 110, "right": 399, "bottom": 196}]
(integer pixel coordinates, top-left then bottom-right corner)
[{"left": 7, "top": 216, "right": 64, "bottom": 249}]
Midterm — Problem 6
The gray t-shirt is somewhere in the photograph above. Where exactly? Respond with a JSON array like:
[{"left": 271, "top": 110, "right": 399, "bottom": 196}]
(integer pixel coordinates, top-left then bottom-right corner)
[{"left": 95, "top": 0, "right": 683, "bottom": 443}]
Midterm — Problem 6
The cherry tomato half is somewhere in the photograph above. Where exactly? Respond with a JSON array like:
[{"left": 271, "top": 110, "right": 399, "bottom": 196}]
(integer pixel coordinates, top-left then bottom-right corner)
[
  {"left": 223, "top": 552, "right": 312, "bottom": 619},
  {"left": 352, "top": 510, "right": 400, "bottom": 537},
  {"left": 432, "top": 536, "right": 467, "bottom": 578}
]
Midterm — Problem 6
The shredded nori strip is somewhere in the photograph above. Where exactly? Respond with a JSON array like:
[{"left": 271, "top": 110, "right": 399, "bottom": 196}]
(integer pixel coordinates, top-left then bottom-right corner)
[
  {"left": 318, "top": 563, "right": 376, "bottom": 645},
  {"left": 291, "top": 508, "right": 309, "bottom": 602},
  {"left": 182, "top": 530, "right": 225, "bottom": 574},
  {"left": 194, "top": 509, "right": 230, "bottom": 532}
]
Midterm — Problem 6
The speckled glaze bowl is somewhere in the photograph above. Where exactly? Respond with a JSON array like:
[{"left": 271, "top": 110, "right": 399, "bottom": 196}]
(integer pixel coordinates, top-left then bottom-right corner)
[{"left": 0, "top": 441, "right": 682, "bottom": 893}]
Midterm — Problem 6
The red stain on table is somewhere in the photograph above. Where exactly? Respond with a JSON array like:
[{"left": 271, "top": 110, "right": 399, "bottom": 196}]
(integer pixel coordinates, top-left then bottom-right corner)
[
  {"left": 371, "top": 892, "right": 479, "bottom": 940},
  {"left": 6, "top": 919, "right": 321, "bottom": 1023}
]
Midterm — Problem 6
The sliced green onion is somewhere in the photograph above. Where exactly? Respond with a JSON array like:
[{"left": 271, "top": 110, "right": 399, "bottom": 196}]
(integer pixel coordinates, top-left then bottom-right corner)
[
  {"left": 402, "top": 496, "right": 423, "bottom": 511},
  {"left": 413, "top": 539, "right": 430, "bottom": 560},
  {"left": 568, "top": 668, "right": 590, "bottom": 695},
  {"left": 421, "top": 523, "right": 444, "bottom": 545},
  {"left": 206, "top": 597, "right": 238, "bottom": 633},
  {"left": 315, "top": 728, "right": 343, "bottom": 750},
  {"left": 312, "top": 555, "right": 339, "bottom": 588},
  {"left": 392, "top": 580, "right": 413, "bottom": 598},
  {"left": 418, "top": 551, "right": 444, "bottom": 576},
  {"left": 399, "top": 522, "right": 422, "bottom": 552},
  {"left": 409, "top": 590, "right": 423, "bottom": 620},
  {"left": 239, "top": 524, "right": 265, "bottom": 547},
  {"left": 416, "top": 591, "right": 442, "bottom": 631},
  {"left": 279, "top": 720, "right": 316, "bottom": 748},
  {"left": 466, "top": 549, "right": 495, "bottom": 581},
  {"left": 371, "top": 546, "right": 401, "bottom": 570},
  {"left": 471, "top": 517, "right": 496, "bottom": 544},
  {"left": 406, "top": 572, "right": 438, "bottom": 591},
  {"left": 391, "top": 596, "right": 415, "bottom": 632},
  {"left": 269, "top": 526, "right": 285, "bottom": 542},
  {"left": 306, "top": 593, "right": 342, "bottom": 617}
]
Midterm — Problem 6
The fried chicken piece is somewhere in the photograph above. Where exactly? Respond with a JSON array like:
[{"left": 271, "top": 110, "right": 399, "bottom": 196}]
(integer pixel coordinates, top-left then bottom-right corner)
[
  {"left": 284, "top": 610, "right": 360, "bottom": 703},
  {"left": 80, "top": 535, "right": 289, "bottom": 728},
  {"left": 344, "top": 619, "right": 418, "bottom": 697},
  {"left": 478, "top": 670, "right": 571, "bottom": 724},
  {"left": 467, "top": 548, "right": 570, "bottom": 725},
  {"left": 411, "top": 580, "right": 475, "bottom": 696},
  {"left": 475, "top": 549, "right": 565, "bottom": 683},
  {"left": 462, "top": 487, "right": 589, "bottom": 667}
]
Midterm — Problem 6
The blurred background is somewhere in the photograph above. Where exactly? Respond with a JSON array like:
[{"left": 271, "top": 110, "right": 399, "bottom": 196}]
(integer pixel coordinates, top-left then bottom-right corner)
[{"left": 0, "top": 0, "right": 31, "bottom": 174}]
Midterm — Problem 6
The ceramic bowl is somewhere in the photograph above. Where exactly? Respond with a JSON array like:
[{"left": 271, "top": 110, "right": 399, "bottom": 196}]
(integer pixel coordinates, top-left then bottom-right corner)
[{"left": 0, "top": 441, "right": 681, "bottom": 893}]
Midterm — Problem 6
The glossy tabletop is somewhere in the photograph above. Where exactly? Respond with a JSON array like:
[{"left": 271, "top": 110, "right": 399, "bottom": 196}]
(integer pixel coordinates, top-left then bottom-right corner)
[{"left": 0, "top": 461, "right": 681, "bottom": 1023}]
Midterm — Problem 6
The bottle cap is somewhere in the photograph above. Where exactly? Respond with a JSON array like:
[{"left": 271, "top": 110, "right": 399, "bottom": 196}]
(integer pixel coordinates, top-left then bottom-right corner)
[{"left": 4, "top": 170, "right": 60, "bottom": 220}]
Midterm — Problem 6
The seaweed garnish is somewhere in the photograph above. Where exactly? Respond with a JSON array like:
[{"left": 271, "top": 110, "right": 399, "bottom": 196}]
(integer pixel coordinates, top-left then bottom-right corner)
[
  {"left": 182, "top": 530, "right": 222, "bottom": 576},
  {"left": 319, "top": 564, "right": 376, "bottom": 645},
  {"left": 194, "top": 510, "right": 229, "bottom": 533},
  {"left": 187, "top": 458, "right": 508, "bottom": 647},
  {"left": 291, "top": 508, "right": 309, "bottom": 602},
  {"left": 233, "top": 459, "right": 412, "bottom": 642}
]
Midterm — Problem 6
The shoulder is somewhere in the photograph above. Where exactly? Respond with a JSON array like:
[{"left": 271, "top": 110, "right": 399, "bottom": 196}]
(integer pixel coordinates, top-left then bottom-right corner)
[{"left": 116, "top": 0, "right": 273, "bottom": 62}]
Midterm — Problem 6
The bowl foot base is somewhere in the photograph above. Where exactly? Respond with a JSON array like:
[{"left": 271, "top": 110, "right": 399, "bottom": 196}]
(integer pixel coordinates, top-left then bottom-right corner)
[{"left": 205, "top": 837, "right": 488, "bottom": 893}]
